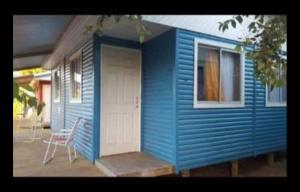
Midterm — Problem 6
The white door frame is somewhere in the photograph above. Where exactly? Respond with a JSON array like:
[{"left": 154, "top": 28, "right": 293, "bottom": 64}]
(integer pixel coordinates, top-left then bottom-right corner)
[{"left": 100, "top": 44, "right": 142, "bottom": 157}]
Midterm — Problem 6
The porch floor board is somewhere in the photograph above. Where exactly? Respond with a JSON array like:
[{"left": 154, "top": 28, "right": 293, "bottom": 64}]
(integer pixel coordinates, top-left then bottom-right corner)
[
  {"left": 95, "top": 152, "right": 175, "bottom": 177},
  {"left": 13, "top": 129, "right": 104, "bottom": 177}
]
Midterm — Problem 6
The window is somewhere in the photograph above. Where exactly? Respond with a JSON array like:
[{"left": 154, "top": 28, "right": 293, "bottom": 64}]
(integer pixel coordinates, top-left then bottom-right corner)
[
  {"left": 194, "top": 38, "right": 244, "bottom": 108},
  {"left": 266, "top": 67, "right": 287, "bottom": 107},
  {"left": 53, "top": 68, "right": 61, "bottom": 102},
  {"left": 69, "top": 50, "right": 82, "bottom": 102}
]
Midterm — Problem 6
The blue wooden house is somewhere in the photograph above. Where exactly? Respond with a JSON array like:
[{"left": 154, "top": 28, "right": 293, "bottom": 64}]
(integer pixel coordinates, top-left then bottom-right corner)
[{"left": 44, "top": 15, "right": 286, "bottom": 175}]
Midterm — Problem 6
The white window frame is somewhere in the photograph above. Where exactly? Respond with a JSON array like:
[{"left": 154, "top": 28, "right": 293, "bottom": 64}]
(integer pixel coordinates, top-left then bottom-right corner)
[
  {"left": 53, "top": 67, "right": 61, "bottom": 103},
  {"left": 193, "top": 38, "right": 245, "bottom": 108},
  {"left": 69, "top": 49, "right": 82, "bottom": 103},
  {"left": 265, "top": 54, "right": 287, "bottom": 107}
]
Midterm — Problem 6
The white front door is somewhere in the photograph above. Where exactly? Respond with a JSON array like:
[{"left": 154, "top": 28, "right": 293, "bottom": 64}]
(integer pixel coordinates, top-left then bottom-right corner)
[{"left": 100, "top": 45, "right": 141, "bottom": 156}]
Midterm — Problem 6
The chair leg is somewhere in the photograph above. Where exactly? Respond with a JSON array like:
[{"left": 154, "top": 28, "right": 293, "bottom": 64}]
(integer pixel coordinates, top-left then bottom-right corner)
[
  {"left": 43, "top": 136, "right": 56, "bottom": 165},
  {"left": 68, "top": 146, "right": 72, "bottom": 162},
  {"left": 67, "top": 145, "right": 77, "bottom": 163},
  {"left": 73, "top": 146, "right": 77, "bottom": 159},
  {"left": 40, "top": 127, "right": 44, "bottom": 138},
  {"left": 32, "top": 127, "right": 36, "bottom": 139},
  {"left": 43, "top": 141, "right": 52, "bottom": 164},
  {"left": 52, "top": 143, "right": 58, "bottom": 158}
]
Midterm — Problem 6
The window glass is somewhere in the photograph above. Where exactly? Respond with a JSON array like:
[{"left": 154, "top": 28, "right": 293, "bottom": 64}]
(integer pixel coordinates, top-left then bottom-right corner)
[
  {"left": 197, "top": 46, "right": 220, "bottom": 101},
  {"left": 54, "top": 69, "right": 60, "bottom": 101},
  {"left": 267, "top": 66, "right": 286, "bottom": 105},
  {"left": 196, "top": 44, "right": 241, "bottom": 103},
  {"left": 70, "top": 52, "right": 82, "bottom": 101},
  {"left": 220, "top": 51, "right": 240, "bottom": 102}
]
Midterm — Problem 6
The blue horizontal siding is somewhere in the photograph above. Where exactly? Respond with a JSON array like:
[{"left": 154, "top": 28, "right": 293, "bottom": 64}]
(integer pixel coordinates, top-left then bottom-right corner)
[
  {"left": 64, "top": 39, "right": 94, "bottom": 161},
  {"left": 141, "top": 29, "right": 176, "bottom": 165},
  {"left": 254, "top": 81, "right": 287, "bottom": 155},
  {"left": 175, "top": 29, "right": 255, "bottom": 171},
  {"left": 174, "top": 28, "right": 286, "bottom": 171},
  {"left": 51, "top": 38, "right": 94, "bottom": 162}
]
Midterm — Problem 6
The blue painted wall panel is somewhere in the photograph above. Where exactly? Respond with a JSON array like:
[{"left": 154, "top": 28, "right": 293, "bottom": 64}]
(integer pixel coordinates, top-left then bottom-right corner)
[
  {"left": 51, "top": 38, "right": 94, "bottom": 161},
  {"left": 175, "top": 29, "right": 255, "bottom": 171},
  {"left": 51, "top": 26, "right": 286, "bottom": 170},
  {"left": 254, "top": 82, "right": 287, "bottom": 155},
  {"left": 175, "top": 28, "right": 286, "bottom": 171},
  {"left": 64, "top": 39, "right": 94, "bottom": 161},
  {"left": 141, "top": 29, "right": 177, "bottom": 165}
]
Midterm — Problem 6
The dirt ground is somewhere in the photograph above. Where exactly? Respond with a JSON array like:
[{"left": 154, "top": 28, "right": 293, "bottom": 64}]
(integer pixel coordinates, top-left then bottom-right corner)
[{"left": 188, "top": 152, "right": 286, "bottom": 177}]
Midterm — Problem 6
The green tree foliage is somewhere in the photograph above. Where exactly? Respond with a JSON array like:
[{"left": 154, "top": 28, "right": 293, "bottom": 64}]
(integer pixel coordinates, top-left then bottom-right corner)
[
  {"left": 85, "top": 15, "right": 151, "bottom": 43},
  {"left": 18, "top": 67, "right": 48, "bottom": 76},
  {"left": 219, "top": 15, "right": 287, "bottom": 90},
  {"left": 13, "top": 80, "right": 45, "bottom": 117}
]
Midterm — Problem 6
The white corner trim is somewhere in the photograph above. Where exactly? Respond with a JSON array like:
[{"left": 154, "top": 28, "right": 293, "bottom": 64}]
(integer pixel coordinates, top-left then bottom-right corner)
[{"left": 193, "top": 37, "right": 245, "bottom": 109}]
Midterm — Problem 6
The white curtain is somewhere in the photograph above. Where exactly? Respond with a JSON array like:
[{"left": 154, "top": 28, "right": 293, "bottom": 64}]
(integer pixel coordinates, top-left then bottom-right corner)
[
  {"left": 221, "top": 52, "right": 235, "bottom": 101},
  {"left": 268, "top": 87, "right": 281, "bottom": 102},
  {"left": 281, "top": 87, "right": 287, "bottom": 102}
]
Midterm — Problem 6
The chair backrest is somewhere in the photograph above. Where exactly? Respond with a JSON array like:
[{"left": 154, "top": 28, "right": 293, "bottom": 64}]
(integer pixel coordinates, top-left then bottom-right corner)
[{"left": 65, "top": 117, "right": 83, "bottom": 145}]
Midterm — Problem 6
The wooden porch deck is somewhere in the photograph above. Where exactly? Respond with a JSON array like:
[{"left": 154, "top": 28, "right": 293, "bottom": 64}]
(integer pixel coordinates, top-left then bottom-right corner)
[
  {"left": 95, "top": 152, "right": 175, "bottom": 177},
  {"left": 13, "top": 129, "right": 104, "bottom": 177},
  {"left": 13, "top": 128, "right": 174, "bottom": 177}
]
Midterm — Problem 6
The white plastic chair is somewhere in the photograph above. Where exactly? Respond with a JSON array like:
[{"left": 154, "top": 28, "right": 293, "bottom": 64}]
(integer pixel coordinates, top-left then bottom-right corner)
[
  {"left": 43, "top": 117, "right": 83, "bottom": 165},
  {"left": 18, "top": 108, "right": 45, "bottom": 142},
  {"left": 30, "top": 108, "right": 45, "bottom": 140}
]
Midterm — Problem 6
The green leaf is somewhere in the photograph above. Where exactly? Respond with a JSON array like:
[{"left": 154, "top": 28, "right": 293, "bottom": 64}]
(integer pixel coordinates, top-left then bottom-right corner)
[
  {"left": 85, "top": 25, "right": 94, "bottom": 32},
  {"left": 218, "top": 22, "right": 223, "bottom": 31},
  {"left": 248, "top": 22, "right": 256, "bottom": 32},
  {"left": 20, "top": 84, "right": 35, "bottom": 92},
  {"left": 97, "top": 15, "right": 107, "bottom": 28},
  {"left": 37, "top": 102, "right": 46, "bottom": 116},
  {"left": 95, "top": 28, "right": 102, "bottom": 36},
  {"left": 137, "top": 15, "right": 142, "bottom": 20},
  {"left": 15, "top": 94, "right": 23, "bottom": 103},
  {"left": 139, "top": 33, "right": 145, "bottom": 43},
  {"left": 236, "top": 15, "right": 243, "bottom": 24},
  {"left": 13, "top": 81, "right": 19, "bottom": 101},
  {"left": 258, "top": 15, "right": 264, "bottom": 24},
  {"left": 231, "top": 20, "right": 236, "bottom": 28},
  {"left": 128, "top": 15, "right": 134, "bottom": 20},
  {"left": 222, "top": 23, "right": 228, "bottom": 32},
  {"left": 234, "top": 45, "right": 242, "bottom": 52},
  {"left": 114, "top": 15, "right": 121, "bottom": 23},
  {"left": 27, "top": 97, "right": 37, "bottom": 108}
]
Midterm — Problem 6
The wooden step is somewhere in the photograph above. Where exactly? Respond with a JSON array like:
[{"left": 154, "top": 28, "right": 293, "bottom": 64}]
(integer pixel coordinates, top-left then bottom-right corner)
[{"left": 95, "top": 152, "right": 175, "bottom": 177}]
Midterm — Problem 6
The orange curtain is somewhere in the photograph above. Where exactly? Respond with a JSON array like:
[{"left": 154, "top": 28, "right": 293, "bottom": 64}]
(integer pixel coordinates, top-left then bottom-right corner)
[{"left": 204, "top": 50, "right": 224, "bottom": 101}]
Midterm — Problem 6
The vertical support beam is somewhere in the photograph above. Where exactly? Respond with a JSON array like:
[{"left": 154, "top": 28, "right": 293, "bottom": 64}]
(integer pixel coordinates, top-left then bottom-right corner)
[
  {"left": 267, "top": 153, "right": 274, "bottom": 165},
  {"left": 181, "top": 170, "right": 190, "bottom": 177},
  {"left": 231, "top": 160, "right": 238, "bottom": 177}
]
